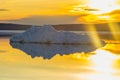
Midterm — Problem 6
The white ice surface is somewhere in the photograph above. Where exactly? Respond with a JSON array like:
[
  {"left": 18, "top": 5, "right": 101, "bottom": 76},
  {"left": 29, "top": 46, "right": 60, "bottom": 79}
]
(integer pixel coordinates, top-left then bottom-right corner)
[{"left": 10, "top": 25, "right": 104, "bottom": 45}]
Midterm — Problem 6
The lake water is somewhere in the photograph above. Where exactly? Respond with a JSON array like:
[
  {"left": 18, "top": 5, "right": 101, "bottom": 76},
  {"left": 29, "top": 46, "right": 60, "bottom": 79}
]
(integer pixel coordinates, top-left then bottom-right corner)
[{"left": 1, "top": 37, "right": 120, "bottom": 80}]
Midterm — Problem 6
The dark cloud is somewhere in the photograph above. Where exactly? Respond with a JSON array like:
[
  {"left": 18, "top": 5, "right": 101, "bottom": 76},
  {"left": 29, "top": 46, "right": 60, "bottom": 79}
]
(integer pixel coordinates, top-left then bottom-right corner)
[
  {"left": 84, "top": 8, "right": 99, "bottom": 11},
  {"left": 73, "top": 6, "right": 99, "bottom": 12},
  {"left": 0, "top": 9, "right": 9, "bottom": 11}
]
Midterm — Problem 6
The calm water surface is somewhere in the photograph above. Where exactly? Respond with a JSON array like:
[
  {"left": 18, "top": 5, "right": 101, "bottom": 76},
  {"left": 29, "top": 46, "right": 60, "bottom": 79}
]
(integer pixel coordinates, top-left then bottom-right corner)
[{"left": 1, "top": 37, "right": 120, "bottom": 80}]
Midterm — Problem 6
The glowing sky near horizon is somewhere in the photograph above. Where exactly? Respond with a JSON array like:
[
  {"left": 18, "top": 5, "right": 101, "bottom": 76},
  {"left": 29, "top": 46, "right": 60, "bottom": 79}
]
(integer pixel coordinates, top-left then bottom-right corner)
[
  {"left": 0, "top": 0, "right": 80, "bottom": 20},
  {"left": 0, "top": 0, "right": 120, "bottom": 24}
]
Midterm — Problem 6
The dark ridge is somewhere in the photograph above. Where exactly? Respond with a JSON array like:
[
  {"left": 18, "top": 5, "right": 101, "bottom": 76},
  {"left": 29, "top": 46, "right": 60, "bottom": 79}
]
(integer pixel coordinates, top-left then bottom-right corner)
[
  {"left": 0, "top": 23, "right": 31, "bottom": 30},
  {"left": 0, "top": 22, "right": 120, "bottom": 31},
  {"left": 0, "top": 35, "right": 12, "bottom": 37},
  {"left": 53, "top": 23, "right": 111, "bottom": 31}
]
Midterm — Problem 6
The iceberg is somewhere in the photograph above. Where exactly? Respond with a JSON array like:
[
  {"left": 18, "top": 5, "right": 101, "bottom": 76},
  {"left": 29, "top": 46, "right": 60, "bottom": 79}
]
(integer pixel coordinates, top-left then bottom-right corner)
[{"left": 10, "top": 25, "right": 105, "bottom": 45}]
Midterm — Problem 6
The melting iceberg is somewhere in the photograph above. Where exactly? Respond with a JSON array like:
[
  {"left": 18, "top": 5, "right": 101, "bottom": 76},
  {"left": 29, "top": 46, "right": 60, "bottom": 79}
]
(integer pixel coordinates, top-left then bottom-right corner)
[{"left": 10, "top": 25, "right": 105, "bottom": 45}]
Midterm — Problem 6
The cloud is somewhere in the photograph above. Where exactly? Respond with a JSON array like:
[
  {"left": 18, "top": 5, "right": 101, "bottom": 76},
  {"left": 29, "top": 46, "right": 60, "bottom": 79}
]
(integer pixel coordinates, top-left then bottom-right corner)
[
  {"left": 102, "top": 9, "right": 120, "bottom": 15},
  {"left": 75, "top": 8, "right": 120, "bottom": 23},
  {"left": 72, "top": 5, "right": 99, "bottom": 12},
  {"left": 110, "top": 10, "right": 120, "bottom": 14},
  {"left": 71, "top": 4, "right": 120, "bottom": 23},
  {"left": 100, "top": 9, "right": 120, "bottom": 21},
  {"left": 0, "top": 9, "right": 8, "bottom": 11}
]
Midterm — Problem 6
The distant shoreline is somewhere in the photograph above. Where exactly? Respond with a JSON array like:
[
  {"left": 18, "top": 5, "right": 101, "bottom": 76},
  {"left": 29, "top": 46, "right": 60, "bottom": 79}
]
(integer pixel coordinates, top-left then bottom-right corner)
[
  {"left": 0, "top": 22, "right": 120, "bottom": 39},
  {"left": 0, "top": 23, "right": 120, "bottom": 31},
  {"left": 0, "top": 30, "right": 24, "bottom": 37}
]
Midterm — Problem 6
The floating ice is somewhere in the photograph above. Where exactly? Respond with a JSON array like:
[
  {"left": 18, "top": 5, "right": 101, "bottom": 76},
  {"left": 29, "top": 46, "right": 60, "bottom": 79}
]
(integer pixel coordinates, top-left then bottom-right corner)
[{"left": 10, "top": 25, "right": 105, "bottom": 45}]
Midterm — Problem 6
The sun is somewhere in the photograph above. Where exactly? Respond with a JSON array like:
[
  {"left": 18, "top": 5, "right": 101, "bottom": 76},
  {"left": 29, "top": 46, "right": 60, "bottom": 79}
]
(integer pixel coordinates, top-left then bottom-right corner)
[
  {"left": 88, "top": 0, "right": 119, "bottom": 14},
  {"left": 71, "top": 0, "right": 120, "bottom": 23},
  {"left": 72, "top": 0, "right": 119, "bottom": 14}
]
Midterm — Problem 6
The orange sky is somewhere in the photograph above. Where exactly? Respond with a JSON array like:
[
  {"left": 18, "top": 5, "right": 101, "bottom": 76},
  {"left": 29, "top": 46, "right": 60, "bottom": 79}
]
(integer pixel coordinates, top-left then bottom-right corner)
[
  {"left": 0, "top": 0, "right": 80, "bottom": 19},
  {"left": 0, "top": 0, "right": 120, "bottom": 25}
]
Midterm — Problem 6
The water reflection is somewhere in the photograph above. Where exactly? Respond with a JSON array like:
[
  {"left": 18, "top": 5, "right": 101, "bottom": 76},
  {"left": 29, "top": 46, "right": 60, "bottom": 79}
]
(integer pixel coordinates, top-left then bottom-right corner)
[
  {"left": 0, "top": 38, "right": 119, "bottom": 80},
  {"left": 10, "top": 42, "right": 98, "bottom": 59}
]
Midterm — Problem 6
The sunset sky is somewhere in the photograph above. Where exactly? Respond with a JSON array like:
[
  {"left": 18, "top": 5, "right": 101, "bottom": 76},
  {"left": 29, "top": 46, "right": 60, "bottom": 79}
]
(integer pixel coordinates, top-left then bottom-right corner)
[{"left": 0, "top": 0, "right": 120, "bottom": 25}]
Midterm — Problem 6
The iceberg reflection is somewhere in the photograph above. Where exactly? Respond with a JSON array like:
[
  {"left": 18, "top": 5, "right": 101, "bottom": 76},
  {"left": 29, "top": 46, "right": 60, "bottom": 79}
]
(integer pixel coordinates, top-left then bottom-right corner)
[{"left": 10, "top": 42, "right": 98, "bottom": 59}]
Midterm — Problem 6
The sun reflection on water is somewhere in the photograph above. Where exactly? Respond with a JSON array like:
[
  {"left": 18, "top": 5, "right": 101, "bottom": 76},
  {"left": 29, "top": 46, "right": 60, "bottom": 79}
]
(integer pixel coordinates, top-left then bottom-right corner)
[
  {"left": 90, "top": 49, "right": 118, "bottom": 73},
  {"left": 75, "top": 49, "right": 120, "bottom": 80},
  {"left": 81, "top": 74, "right": 119, "bottom": 80}
]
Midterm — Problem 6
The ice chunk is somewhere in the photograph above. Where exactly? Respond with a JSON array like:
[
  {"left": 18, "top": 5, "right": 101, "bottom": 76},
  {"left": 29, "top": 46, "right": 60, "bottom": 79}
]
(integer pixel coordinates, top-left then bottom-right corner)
[{"left": 10, "top": 25, "right": 105, "bottom": 45}]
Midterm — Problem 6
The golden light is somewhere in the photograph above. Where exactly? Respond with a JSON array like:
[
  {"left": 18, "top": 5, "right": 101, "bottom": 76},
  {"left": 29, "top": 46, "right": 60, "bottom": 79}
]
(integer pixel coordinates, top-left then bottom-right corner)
[
  {"left": 108, "top": 22, "right": 120, "bottom": 41},
  {"left": 80, "top": 74, "right": 119, "bottom": 80},
  {"left": 72, "top": 52, "right": 90, "bottom": 60},
  {"left": 90, "top": 49, "right": 118, "bottom": 73},
  {"left": 86, "top": 24, "right": 102, "bottom": 48}
]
